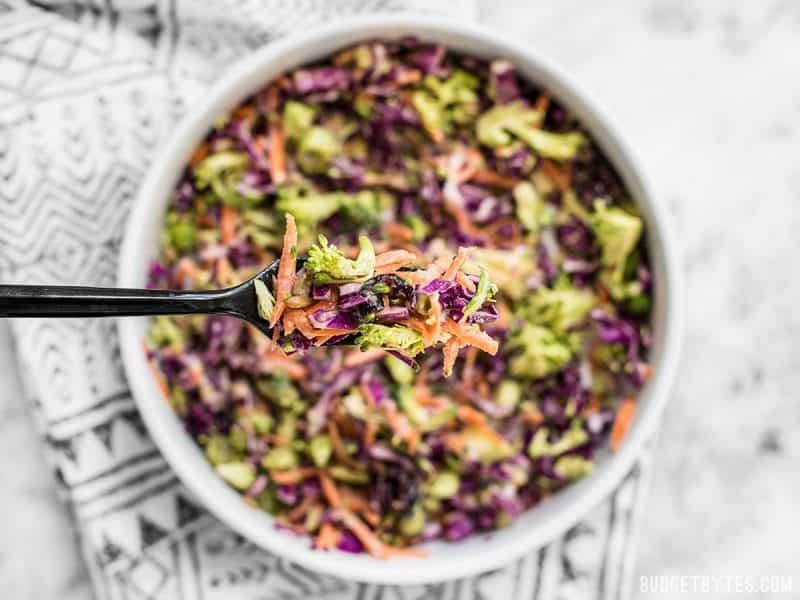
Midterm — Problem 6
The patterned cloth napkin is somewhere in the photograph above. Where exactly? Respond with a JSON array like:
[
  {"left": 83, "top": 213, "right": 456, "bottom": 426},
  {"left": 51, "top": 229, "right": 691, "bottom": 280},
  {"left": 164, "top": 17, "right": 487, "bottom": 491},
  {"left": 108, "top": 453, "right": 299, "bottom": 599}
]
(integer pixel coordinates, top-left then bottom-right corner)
[{"left": 0, "top": 1, "right": 650, "bottom": 598}]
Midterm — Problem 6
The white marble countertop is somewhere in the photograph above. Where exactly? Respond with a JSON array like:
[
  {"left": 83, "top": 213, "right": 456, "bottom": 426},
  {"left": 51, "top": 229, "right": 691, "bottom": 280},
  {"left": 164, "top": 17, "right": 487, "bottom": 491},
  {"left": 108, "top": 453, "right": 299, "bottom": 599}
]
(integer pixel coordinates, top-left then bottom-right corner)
[{"left": 1, "top": 1, "right": 799, "bottom": 598}]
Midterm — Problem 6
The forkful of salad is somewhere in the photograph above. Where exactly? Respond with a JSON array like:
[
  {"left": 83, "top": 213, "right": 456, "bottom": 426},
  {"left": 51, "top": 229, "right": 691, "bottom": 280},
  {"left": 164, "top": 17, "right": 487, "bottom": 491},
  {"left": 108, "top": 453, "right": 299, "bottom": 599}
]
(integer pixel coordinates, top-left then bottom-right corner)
[{"left": 0, "top": 215, "right": 499, "bottom": 376}]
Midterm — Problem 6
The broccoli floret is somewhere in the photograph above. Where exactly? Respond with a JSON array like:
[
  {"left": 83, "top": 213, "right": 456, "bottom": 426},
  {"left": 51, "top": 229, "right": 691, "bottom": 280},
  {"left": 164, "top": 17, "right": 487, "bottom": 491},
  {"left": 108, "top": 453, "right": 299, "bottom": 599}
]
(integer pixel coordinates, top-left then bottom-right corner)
[
  {"left": 338, "top": 190, "right": 391, "bottom": 227},
  {"left": 297, "top": 126, "right": 340, "bottom": 174},
  {"left": 306, "top": 235, "right": 376, "bottom": 283},
  {"left": 256, "top": 374, "right": 300, "bottom": 409},
  {"left": 468, "top": 247, "right": 537, "bottom": 300},
  {"left": 520, "top": 279, "right": 595, "bottom": 334},
  {"left": 513, "top": 181, "right": 554, "bottom": 234},
  {"left": 476, "top": 101, "right": 586, "bottom": 159},
  {"left": 194, "top": 151, "right": 264, "bottom": 207},
  {"left": 215, "top": 462, "right": 256, "bottom": 490},
  {"left": 411, "top": 70, "right": 480, "bottom": 141},
  {"left": 148, "top": 315, "right": 185, "bottom": 349},
  {"left": 506, "top": 323, "right": 573, "bottom": 379},
  {"left": 460, "top": 426, "right": 514, "bottom": 464},
  {"left": 275, "top": 183, "right": 342, "bottom": 225},
  {"left": 356, "top": 324, "right": 424, "bottom": 356},
  {"left": 282, "top": 100, "right": 318, "bottom": 141},
  {"left": 555, "top": 455, "right": 593, "bottom": 479},
  {"left": 165, "top": 212, "right": 197, "bottom": 250},
  {"left": 384, "top": 354, "right": 415, "bottom": 385},
  {"left": 590, "top": 200, "right": 643, "bottom": 299},
  {"left": 528, "top": 420, "right": 589, "bottom": 459},
  {"left": 462, "top": 267, "right": 498, "bottom": 320}
]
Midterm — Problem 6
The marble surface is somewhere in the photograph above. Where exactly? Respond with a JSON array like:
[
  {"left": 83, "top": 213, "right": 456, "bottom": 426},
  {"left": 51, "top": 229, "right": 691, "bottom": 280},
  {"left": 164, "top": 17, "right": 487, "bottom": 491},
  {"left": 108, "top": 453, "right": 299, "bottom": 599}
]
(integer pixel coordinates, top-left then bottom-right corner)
[{"left": 1, "top": 1, "right": 799, "bottom": 598}]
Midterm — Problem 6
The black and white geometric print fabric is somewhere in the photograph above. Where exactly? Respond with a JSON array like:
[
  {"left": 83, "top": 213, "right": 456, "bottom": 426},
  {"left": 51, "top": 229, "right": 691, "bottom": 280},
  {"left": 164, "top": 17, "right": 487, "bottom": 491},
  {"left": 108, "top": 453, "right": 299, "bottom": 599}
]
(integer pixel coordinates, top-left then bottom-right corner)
[{"left": 0, "top": 1, "right": 649, "bottom": 598}]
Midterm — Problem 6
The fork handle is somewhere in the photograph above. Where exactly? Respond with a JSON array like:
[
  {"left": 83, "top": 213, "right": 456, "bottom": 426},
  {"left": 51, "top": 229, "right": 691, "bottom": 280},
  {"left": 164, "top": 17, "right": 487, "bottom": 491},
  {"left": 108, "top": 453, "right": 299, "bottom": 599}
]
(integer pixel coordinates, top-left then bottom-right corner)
[{"left": 0, "top": 284, "right": 238, "bottom": 318}]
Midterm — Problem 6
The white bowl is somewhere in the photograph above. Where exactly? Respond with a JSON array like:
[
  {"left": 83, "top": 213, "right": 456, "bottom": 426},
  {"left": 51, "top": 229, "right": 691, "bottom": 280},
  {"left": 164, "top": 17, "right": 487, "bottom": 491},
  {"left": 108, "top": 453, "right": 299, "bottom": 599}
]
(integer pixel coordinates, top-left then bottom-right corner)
[{"left": 118, "top": 14, "right": 682, "bottom": 585}]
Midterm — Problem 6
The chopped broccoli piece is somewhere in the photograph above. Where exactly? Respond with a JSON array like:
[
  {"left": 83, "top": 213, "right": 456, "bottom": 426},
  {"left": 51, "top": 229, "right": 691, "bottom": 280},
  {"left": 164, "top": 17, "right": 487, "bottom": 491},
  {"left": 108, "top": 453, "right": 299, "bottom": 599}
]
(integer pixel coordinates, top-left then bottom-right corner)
[
  {"left": 495, "top": 379, "right": 522, "bottom": 409},
  {"left": 520, "top": 280, "right": 595, "bottom": 334},
  {"left": 513, "top": 181, "right": 554, "bottom": 234},
  {"left": 306, "top": 235, "right": 376, "bottom": 283},
  {"left": 460, "top": 426, "right": 514, "bottom": 464},
  {"left": 338, "top": 190, "right": 389, "bottom": 226},
  {"left": 216, "top": 462, "right": 256, "bottom": 490},
  {"left": 384, "top": 354, "right": 415, "bottom": 385},
  {"left": 528, "top": 420, "right": 589, "bottom": 459},
  {"left": 427, "top": 471, "right": 460, "bottom": 498},
  {"left": 476, "top": 101, "right": 586, "bottom": 159},
  {"left": 261, "top": 447, "right": 298, "bottom": 471},
  {"left": 399, "top": 504, "right": 426, "bottom": 536},
  {"left": 411, "top": 70, "right": 480, "bottom": 140},
  {"left": 148, "top": 315, "right": 185, "bottom": 349},
  {"left": 297, "top": 126, "right": 340, "bottom": 174},
  {"left": 462, "top": 267, "right": 498, "bottom": 320},
  {"left": 282, "top": 100, "right": 318, "bottom": 141},
  {"left": 397, "top": 385, "right": 428, "bottom": 427},
  {"left": 256, "top": 374, "right": 300, "bottom": 408},
  {"left": 194, "top": 151, "right": 264, "bottom": 207},
  {"left": 308, "top": 434, "right": 332, "bottom": 467},
  {"left": 590, "top": 200, "right": 643, "bottom": 299},
  {"left": 356, "top": 324, "right": 424, "bottom": 357},
  {"left": 168, "top": 219, "right": 196, "bottom": 250},
  {"left": 204, "top": 435, "right": 239, "bottom": 466},
  {"left": 468, "top": 247, "right": 536, "bottom": 300},
  {"left": 404, "top": 214, "right": 432, "bottom": 241},
  {"left": 253, "top": 278, "right": 275, "bottom": 323},
  {"left": 554, "top": 455, "right": 593, "bottom": 479},
  {"left": 329, "top": 465, "right": 370, "bottom": 484},
  {"left": 506, "top": 323, "right": 573, "bottom": 379},
  {"left": 275, "top": 183, "right": 342, "bottom": 225}
]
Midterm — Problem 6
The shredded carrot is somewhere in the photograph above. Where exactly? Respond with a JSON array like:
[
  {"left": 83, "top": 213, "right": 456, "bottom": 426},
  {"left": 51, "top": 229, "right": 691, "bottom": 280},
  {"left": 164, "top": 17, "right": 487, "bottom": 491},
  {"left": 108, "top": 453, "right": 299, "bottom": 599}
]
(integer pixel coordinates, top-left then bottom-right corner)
[
  {"left": 443, "top": 433, "right": 465, "bottom": 453},
  {"left": 638, "top": 363, "right": 654, "bottom": 382},
  {"left": 312, "top": 330, "right": 358, "bottom": 346},
  {"left": 522, "top": 406, "right": 545, "bottom": 426},
  {"left": 189, "top": 143, "right": 209, "bottom": 168},
  {"left": 381, "top": 402, "right": 418, "bottom": 454},
  {"left": 610, "top": 397, "right": 636, "bottom": 452},
  {"left": 540, "top": 159, "right": 571, "bottom": 191},
  {"left": 173, "top": 257, "right": 199, "bottom": 287},
  {"left": 144, "top": 343, "right": 169, "bottom": 400},
  {"left": 319, "top": 471, "right": 342, "bottom": 508},
  {"left": 442, "top": 320, "right": 499, "bottom": 355},
  {"left": 287, "top": 496, "right": 319, "bottom": 522},
  {"left": 315, "top": 522, "right": 342, "bottom": 550},
  {"left": 533, "top": 93, "right": 550, "bottom": 115},
  {"left": 332, "top": 508, "right": 427, "bottom": 559},
  {"left": 382, "top": 223, "right": 415, "bottom": 243},
  {"left": 258, "top": 349, "right": 307, "bottom": 380},
  {"left": 456, "top": 271, "right": 476, "bottom": 293},
  {"left": 471, "top": 168, "right": 520, "bottom": 190},
  {"left": 233, "top": 105, "right": 257, "bottom": 121},
  {"left": 457, "top": 405, "right": 487, "bottom": 426},
  {"left": 270, "top": 214, "right": 298, "bottom": 327},
  {"left": 269, "top": 467, "right": 317, "bottom": 485},
  {"left": 268, "top": 122, "right": 287, "bottom": 184},
  {"left": 220, "top": 205, "right": 237, "bottom": 244},
  {"left": 364, "top": 418, "right": 378, "bottom": 447},
  {"left": 376, "top": 249, "right": 417, "bottom": 268},
  {"left": 424, "top": 294, "right": 443, "bottom": 347},
  {"left": 442, "top": 337, "right": 463, "bottom": 378},
  {"left": 443, "top": 247, "right": 470, "bottom": 281},
  {"left": 461, "top": 346, "right": 478, "bottom": 383}
]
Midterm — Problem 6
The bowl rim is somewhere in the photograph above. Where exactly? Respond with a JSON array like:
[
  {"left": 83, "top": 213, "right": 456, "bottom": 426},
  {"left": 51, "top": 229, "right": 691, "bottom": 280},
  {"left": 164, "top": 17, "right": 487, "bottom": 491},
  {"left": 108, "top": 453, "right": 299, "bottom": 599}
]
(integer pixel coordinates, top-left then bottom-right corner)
[{"left": 118, "top": 13, "right": 683, "bottom": 585}]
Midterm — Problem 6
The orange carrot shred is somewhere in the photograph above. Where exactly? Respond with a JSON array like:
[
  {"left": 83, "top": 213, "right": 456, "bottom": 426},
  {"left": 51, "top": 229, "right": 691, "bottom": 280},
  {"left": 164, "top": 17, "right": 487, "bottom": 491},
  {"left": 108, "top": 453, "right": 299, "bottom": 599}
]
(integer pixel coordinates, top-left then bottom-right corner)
[
  {"left": 268, "top": 122, "right": 287, "bottom": 184},
  {"left": 269, "top": 467, "right": 317, "bottom": 485},
  {"left": 541, "top": 159, "right": 571, "bottom": 191},
  {"left": 189, "top": 143, "right": 209, "bottom": 168},
  {"left": 610, "top": 397, "right": 636, "bottom": 451},
  {"left": 442, "top": 337, "right": 463, "bottom": 378},
  {"left": 144, "top": 342, "right": 169, "bottom": 400},
  {"left": 319, "top": 471, "right": 342, "bottom": 509},
  {"left": 315, "top": 523, "right": 341, "bottom": 550},
  {"left": 443, "top": 247, "right": 470, "bottom": 281},
  {"left": 442, "top": 320, "right": 499, "bottom": 355},
  {"left": 220, "top": 205, "right": 237, "bottom": 245},
  {"left": 270, "top": 214, "right": 297, "bottom": 327},
  {"left": 470, "top": 168, "right": 520, "bottom": 190}
]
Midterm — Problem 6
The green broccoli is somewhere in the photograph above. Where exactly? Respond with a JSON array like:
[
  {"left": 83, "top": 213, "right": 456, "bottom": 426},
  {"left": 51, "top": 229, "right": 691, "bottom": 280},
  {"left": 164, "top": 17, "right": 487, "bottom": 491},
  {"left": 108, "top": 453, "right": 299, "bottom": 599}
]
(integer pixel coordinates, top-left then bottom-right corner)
[
  {"left": 411, "top": 70, "right": 480, "bottom": 140},
  {"left": 506, "top": 323, "right": 573, "bottom": 379},
  {"left": 476, "top": 101, "right": 586, "bottom": 159},
  {"left": 275, "top": 184, "right": 342, "bottom": 225},
  {"left": 356, "top": 324, "right": 424, "bottom": 357},
  {"left": 297, "top": 126, "right": 340, "bottom": 174},
  {"left": 513, "top": 181, "right": 554, "bottom": 234},
  {"left": 462, "top": 267, "right": 498, "bottom": 320},
  {"left": 528, "top": 420, "right": 589, "bottom": 459},
  {"left": 520, "top": 279, "right": 595, "bottom": 334},
  {"left": 148, "top": 315, "right": 185, "bottom": 349},
  {"left": 194, "top": 151, "right": 264, "bottom": 207},
  {"left": 338, "top": 190, "right": 388, "bottom": 227},
  {"left": 282, "top": 100, "right": 318, "bottom": 141},
  {"left": 590, "top": 200, "right": 643, "bottom": 299},
  {"left": 256, "top": 373, "right": 300, "bottom": 408},
  {"left": 468, "top": 248, "right": 537, "bottom": 300},
  {"left": 306, "top": 235, "right": 376, "bottom": 283},
  {"left": 554, "top": 455, "right": 593, "bottom": 479},
  {"left": 215, "top": 462, "right": 256, "bottom": 490},
  {"left": 460, "top": 426, "right": 514, "bottom": 464},
  {"left": 384, "top": 354, "right": 415, "bottom": 385}
]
